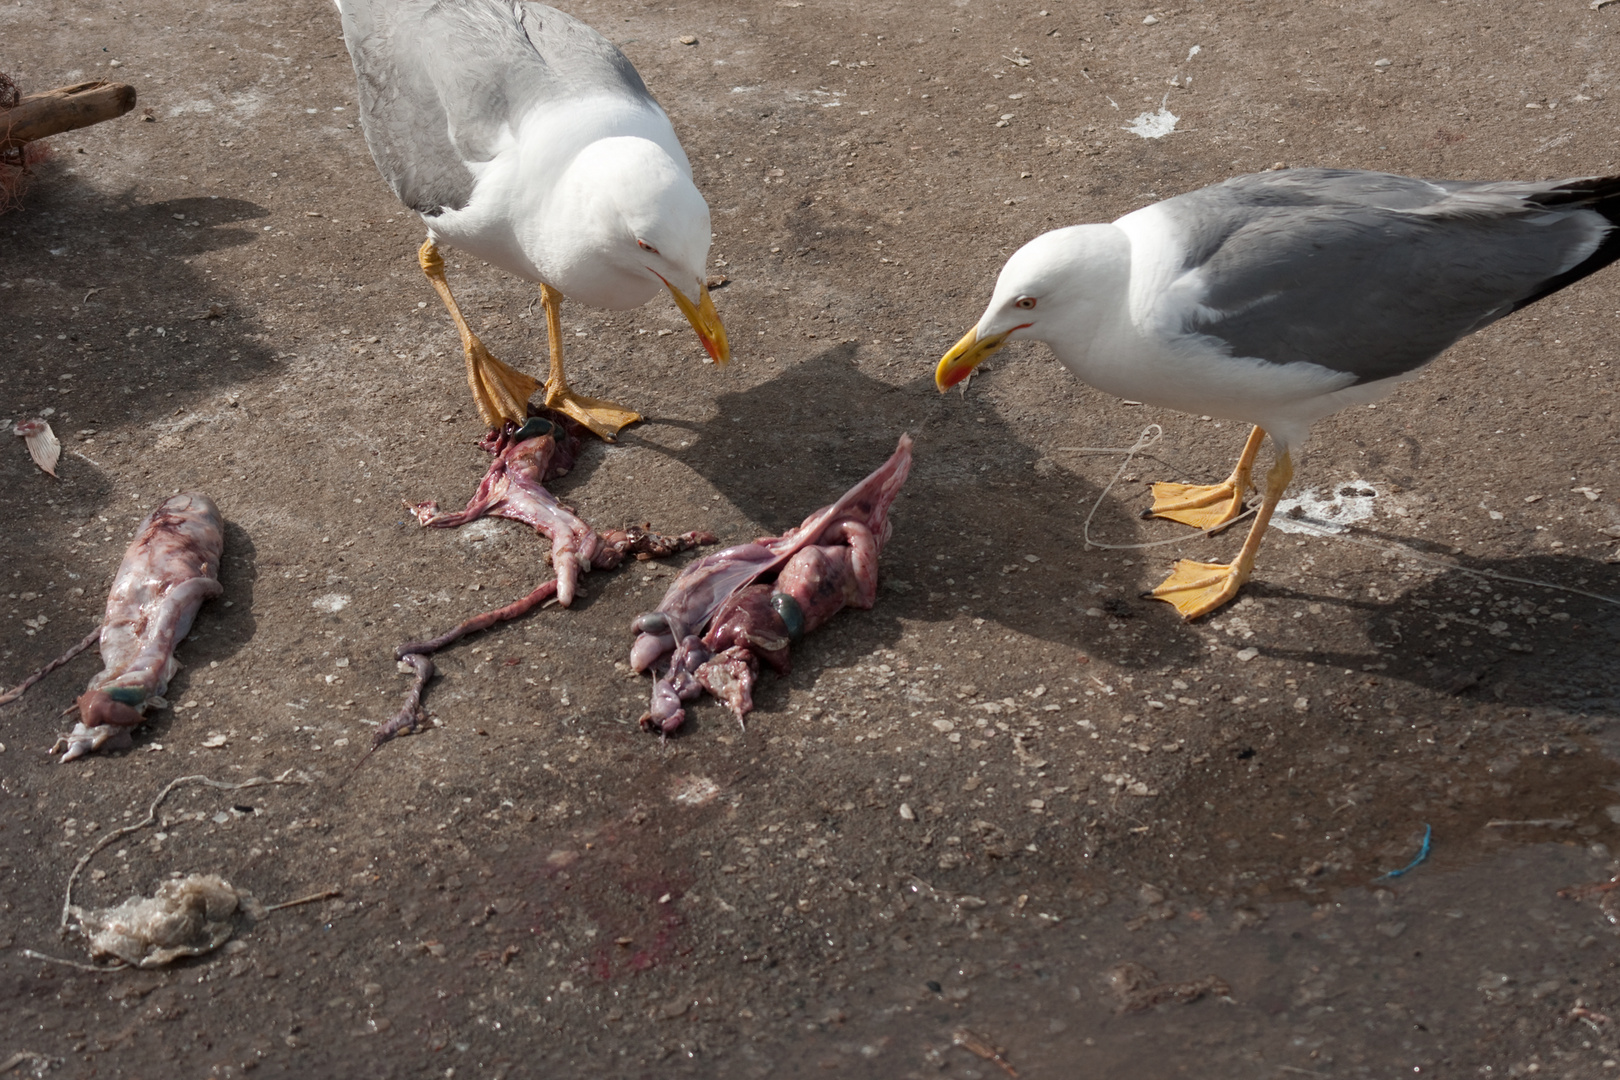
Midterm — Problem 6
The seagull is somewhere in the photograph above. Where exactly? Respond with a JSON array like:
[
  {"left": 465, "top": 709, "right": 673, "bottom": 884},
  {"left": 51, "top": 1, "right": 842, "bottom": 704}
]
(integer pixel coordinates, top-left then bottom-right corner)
[
  {"left": 336, "top": 0, "right": 729, "bottom": 439},
  {"left": 936, "top": 168, "right": 1620, "bottom": 618}
]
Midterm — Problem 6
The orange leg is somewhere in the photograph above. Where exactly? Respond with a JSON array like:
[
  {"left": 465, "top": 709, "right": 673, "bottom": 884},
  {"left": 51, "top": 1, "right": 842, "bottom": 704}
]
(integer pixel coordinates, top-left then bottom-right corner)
[
  {"left": 418, "top": 239, "right": 539, "bottom": 429},
  {"left": 1150, "top": 447, "right": 1293, "bottom": 620},
  {"left": 1146, "top": 425, "right": 1266, "bottom": 531},
  {"left": 538, "top": 283, "right": 642, "bottom": 441}
]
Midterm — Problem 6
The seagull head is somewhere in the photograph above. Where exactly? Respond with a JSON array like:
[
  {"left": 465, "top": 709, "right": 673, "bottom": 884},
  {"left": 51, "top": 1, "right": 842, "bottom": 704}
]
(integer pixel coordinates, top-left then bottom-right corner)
[
  {"left": 935, "top": 224, "right": 1128, "bottom": 390},
  {"left": 553, "top": 136, "right": 730, "bottom": 365}
]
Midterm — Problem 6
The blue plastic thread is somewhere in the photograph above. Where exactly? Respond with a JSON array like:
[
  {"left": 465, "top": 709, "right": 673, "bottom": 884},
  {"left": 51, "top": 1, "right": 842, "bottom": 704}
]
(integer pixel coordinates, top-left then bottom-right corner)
[{"left": 1377, "top": 823, "right": 1433, "bottom": 881}]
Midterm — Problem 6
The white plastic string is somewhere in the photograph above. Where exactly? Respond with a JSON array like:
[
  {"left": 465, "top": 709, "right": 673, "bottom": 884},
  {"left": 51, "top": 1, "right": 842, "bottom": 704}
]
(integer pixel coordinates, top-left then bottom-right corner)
[
  {"left": 1055, "top": 424, "right": 1258, "bottom": 551},
  {"left": 60, "top": 769, "right": 309, "bottom": 933},
  {"left": 1277, "top": 515, "right": 1620, "bottom": 608}
]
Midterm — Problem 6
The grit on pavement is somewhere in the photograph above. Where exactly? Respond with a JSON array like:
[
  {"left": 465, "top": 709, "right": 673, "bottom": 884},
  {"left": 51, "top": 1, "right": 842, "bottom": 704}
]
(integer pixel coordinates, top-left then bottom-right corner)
[{"left": 3, "top": 0, "right": 1620, "bottom": 1076}]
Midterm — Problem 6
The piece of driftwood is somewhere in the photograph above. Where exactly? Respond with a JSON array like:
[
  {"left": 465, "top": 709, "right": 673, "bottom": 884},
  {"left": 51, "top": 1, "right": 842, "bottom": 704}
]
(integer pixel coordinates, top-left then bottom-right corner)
[{"left": 1, "top": 81, "right": 136, "bottom": 152}]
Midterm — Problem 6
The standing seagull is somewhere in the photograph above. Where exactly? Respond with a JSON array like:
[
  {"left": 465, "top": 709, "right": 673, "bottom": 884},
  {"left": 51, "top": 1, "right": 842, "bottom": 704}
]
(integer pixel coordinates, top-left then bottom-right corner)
[
  {"left": 337, "top": 0, "right": 729, "bottom": 439},
  {"left": 936, "top": 168, "right": 1620, "bottom": 618}
]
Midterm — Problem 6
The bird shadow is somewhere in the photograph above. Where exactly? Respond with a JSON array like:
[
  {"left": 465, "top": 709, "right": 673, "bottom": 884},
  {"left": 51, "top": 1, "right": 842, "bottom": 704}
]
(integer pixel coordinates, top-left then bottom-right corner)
[
  {"left": 1245, "top": 539, "right": 1620, "bottom": 714},
  {"left": 181, "top": 519, "right": 261, "bottom": 668},
  {"left": 0, "top": 169, "right": 276, "bottom": 697},
  {"left": 3, "top": 171, "right": 276, "bottom": 434},
  {"left": 624, "top": 343, "right": 1208, "bottom": 673}
]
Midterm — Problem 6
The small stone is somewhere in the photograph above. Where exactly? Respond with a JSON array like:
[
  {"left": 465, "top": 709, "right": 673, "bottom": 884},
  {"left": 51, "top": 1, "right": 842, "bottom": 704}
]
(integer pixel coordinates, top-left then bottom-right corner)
[
  {"left": 201, "top": 733, "right": 227, "bottom": 748},
  {"left": 678, "top": 34, "right": 698, "bottom": 45},
  {"left": 1142, "top": 13, "right": 1160, "bottom": 24},
  {"left": 1293, "top": 696, "right": 1310, "bottom": 712},
  {"left": 1373, "top": 57, "right": 1392, "bottom": 68},
  {"left": 931, "top": 719, "right": 955, "bottom": 733},
  {"left": 1236, "top": 647, "right": 1259, "bottom": 662},
  {"left": 899, "top": 803, "right": 915, "bottom": 821}
]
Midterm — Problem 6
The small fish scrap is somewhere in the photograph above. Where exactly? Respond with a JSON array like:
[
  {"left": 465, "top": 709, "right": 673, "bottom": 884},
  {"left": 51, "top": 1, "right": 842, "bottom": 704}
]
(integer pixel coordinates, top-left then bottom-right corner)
[
  {"left": 630, "top": 434, "right": 913, "bottom": 737},
  {"left": 1559, "top": 870, "right": 1620, "bottom": 925},
  {"left": 1106, "top": 961, "right": 1233, "bottom": 1012},
  {"left": 48, "top": 493, "right": 225, "bottom": 761},
  {"left": 13, "top": 416, "right": 60, "bottom": 477},
  {"left": 951, "top": 1029, "right": 1019, "bottom": 1078}
]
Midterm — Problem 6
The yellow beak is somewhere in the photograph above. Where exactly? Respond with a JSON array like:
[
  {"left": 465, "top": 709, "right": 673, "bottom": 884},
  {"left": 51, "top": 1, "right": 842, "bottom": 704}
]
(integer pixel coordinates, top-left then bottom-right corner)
[
  {"left": 667, "top": 280, "right": 731, "bottom": 366},
  {"left": 935, "top": 324, "right": 1013, "bottom": 391}
]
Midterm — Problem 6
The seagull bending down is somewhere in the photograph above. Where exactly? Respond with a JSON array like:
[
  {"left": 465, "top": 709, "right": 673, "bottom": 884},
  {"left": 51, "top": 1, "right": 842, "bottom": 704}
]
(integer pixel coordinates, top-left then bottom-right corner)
[
  {"left": 937, "top": 168, "right": 1620, "bottom": 618},
  {"left": 337, "top": 0, "right": 729, "bottom": 438}
]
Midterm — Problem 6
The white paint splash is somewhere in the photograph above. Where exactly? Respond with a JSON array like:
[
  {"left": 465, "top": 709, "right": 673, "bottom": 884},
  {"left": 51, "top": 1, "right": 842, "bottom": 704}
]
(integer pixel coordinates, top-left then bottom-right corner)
[
  {"left": 1124, "top": 105, "right": 1179, "bottom": 139},
  {"left": 1270, "top": 483, "right": 1381, "bottom": 535}
]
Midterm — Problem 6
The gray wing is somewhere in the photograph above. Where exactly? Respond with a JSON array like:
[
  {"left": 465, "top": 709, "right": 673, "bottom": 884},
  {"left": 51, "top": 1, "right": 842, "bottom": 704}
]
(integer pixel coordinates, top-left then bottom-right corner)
[
  {"left": 1154, "top": 169, "right": 1613, "bottom": 383},
  {"left": 338, "top": 0, "right": 653, "bottom": 216}
]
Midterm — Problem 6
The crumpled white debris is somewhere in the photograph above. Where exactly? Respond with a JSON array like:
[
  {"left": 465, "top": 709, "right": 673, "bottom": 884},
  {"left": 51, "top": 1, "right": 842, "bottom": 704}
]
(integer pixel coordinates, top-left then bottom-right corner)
[{"left": 72, "top": 874, "right": 259, "bottom": 968}]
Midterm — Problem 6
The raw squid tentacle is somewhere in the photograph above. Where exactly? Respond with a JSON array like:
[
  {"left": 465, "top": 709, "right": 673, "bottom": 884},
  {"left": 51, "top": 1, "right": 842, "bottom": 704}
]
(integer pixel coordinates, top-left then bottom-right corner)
[
  {"left": 638, "top": 636, "right": 712, "bottom": 741},
  {"left": 395, "top": 579, "right": 562, "bottom": 659},
  {"left": 0, "top": 627, "right": 100, "bottom": 706}
]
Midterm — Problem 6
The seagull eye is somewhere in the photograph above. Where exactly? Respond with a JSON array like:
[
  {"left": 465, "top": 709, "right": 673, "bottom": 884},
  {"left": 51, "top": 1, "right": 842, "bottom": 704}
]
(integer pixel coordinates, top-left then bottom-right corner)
[
  {"left": 1014, "top": 297, "right": 1037, "bottom": 310},
  {"left": 638, "top": 240, "right": 659, "bottom": 254}
]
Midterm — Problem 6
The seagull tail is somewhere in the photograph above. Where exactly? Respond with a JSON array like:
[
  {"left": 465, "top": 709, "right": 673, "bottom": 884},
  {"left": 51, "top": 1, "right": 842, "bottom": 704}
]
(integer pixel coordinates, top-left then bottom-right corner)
[{"left": 1510, "top": 173, "right": 1620, "bottom": 314}]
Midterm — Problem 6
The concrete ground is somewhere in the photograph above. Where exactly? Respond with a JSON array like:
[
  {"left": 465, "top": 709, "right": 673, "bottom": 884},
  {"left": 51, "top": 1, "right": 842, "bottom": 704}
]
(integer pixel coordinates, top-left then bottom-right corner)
[{"left": 3, "top": 0, "right": 1620, "bottom": 1075}]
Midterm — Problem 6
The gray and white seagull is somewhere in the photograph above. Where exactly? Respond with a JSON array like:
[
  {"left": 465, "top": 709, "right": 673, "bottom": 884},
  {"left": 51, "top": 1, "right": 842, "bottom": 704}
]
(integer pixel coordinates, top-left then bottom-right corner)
[
  {"left": 336, "top": 0, "right": 729, "bottom": 439},
  {"left": 937, "top": 168, "right": 1620, "bottom": 619}
]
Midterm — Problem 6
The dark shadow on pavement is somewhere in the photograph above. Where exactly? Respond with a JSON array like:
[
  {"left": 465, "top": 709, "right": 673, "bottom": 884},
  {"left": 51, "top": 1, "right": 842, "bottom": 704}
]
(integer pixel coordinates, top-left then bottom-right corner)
[{"left": 630, "top": 342, "right": 1207, "bottom": 672}]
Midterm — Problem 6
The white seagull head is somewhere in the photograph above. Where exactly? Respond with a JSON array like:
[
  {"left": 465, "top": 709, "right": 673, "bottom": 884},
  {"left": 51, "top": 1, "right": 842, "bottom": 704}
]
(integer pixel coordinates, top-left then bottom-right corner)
[
  {"left": 546, "top": 136, "right": 729, "bottom": 364},
  {"left": 936, "top": 224, "right": 1129, "bottom": 389}
]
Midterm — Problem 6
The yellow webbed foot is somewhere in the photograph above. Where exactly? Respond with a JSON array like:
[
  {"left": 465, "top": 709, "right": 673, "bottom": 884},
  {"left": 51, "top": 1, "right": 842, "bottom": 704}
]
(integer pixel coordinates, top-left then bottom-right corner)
[
  {"left": 467, "top": 340, "right": 540, "bottom": 429},
  {"left": 544, "top": 384, "right": 642, "bottom": 442},
  {"left": 1150, "top": 558, "right": 1249, "bottom": 620},
  {"left": 1146, "top": 480, "right": 1247, "bottom": 531}
]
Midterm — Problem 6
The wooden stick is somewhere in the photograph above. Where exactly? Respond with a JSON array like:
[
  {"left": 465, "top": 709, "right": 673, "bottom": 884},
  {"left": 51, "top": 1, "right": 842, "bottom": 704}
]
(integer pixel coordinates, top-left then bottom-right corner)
[
  {"left": 266, "top": 888, "right": 342, "bottom": 912},
  {"left": 1, "top": 81, "right": 136, "bottom": 151}
]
